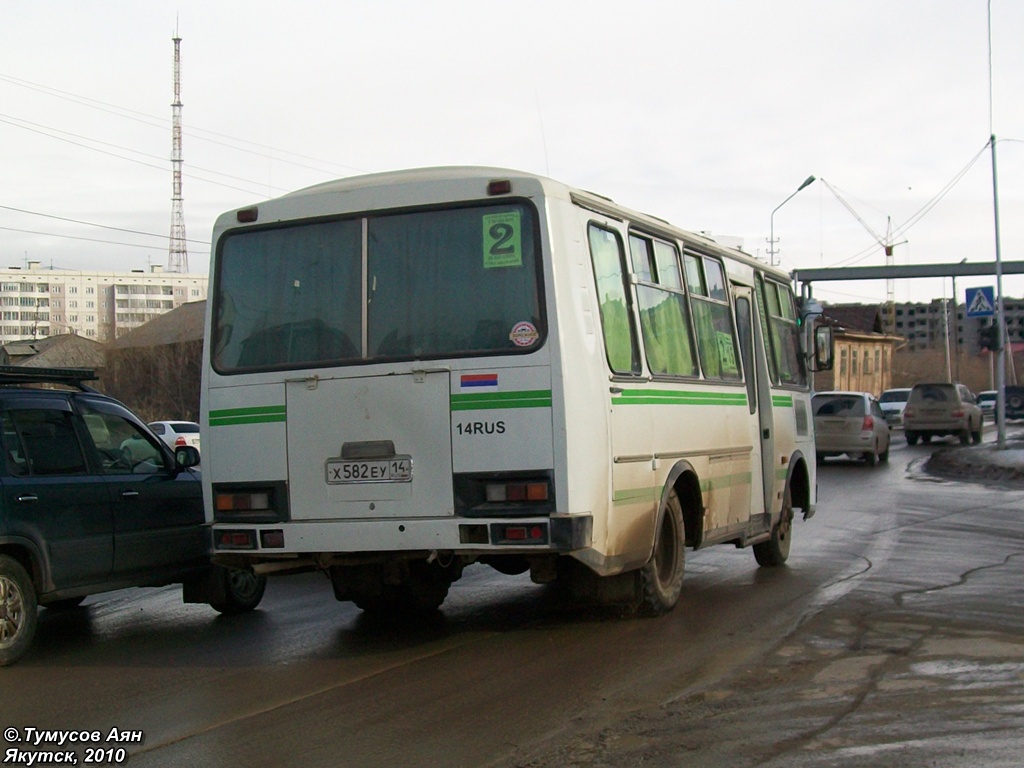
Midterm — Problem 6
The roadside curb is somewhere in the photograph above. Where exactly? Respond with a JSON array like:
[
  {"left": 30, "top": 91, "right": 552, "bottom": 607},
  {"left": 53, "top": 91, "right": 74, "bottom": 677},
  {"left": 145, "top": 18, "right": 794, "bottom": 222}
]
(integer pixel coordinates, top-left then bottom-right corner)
[{"left": 925, "top": 441, "right": 1024, "bottom": 486}]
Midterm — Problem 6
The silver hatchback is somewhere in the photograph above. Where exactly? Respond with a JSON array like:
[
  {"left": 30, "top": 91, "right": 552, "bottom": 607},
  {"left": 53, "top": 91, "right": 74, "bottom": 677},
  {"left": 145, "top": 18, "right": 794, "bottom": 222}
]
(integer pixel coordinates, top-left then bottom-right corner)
[{"left": 813, "top": 391, "right": 891, "bottom": 466}]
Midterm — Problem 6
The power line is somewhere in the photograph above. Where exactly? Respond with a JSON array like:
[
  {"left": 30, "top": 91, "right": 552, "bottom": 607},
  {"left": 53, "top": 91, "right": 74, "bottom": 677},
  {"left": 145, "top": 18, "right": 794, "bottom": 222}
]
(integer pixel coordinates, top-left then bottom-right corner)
[
  {"left": 0, "top": 114, "right": 283, "bottom": 196},
  {"left": 0, "top": 71, "right": 367, "bottom": 177},
  {"left": 0, "top": 203, "right": 207, "bottom": 245},
  {"left": 0, "top": 224, "right": 183, "bottom": 251}
]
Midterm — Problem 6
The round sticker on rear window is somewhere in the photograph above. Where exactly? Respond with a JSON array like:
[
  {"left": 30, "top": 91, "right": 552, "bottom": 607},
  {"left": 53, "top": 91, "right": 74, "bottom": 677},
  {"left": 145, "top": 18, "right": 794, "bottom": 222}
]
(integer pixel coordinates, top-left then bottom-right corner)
[{"left": 509, "top": 321, "right": 539, "bottom": 347}]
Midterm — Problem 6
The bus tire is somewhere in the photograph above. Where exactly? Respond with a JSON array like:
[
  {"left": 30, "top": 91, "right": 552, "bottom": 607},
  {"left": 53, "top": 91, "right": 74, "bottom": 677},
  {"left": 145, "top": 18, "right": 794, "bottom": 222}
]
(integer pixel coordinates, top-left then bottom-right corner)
[
  {"left": 209, "top": 567, "right": 267, "bottom": 615},
  {"left": 754, "top": 485, "right": 793, "bottom": 567},
  {"left": 351, "top": 561, "right": 456, "bottom": 617},
  {"left": 0, "top": 554, "right": 38, "bottom": 667},
  {"left": 639, "top": 489, "right": 685, "bottom": 617}
]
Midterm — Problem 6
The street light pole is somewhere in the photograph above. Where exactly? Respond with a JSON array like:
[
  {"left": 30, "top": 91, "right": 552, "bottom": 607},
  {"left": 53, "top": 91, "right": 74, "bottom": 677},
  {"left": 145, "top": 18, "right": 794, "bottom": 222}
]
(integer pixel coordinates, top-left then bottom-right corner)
[
  {"left": 951, "top": 257, "right": 966, "bottom": 384},
  {"left": 769, "top": 175, "right": 816, "bottom": 267}
]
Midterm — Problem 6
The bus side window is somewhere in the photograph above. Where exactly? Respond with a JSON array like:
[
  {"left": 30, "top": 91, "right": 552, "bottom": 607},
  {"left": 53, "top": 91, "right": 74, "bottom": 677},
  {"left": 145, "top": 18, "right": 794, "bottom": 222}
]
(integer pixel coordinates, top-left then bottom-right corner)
[
  {"left": 630, "top": 234, "right": 697, "bottom": 377},
  {"left": 588, "top": 224, "right": 640, "bottom": 375},
  {"left": 684, "top": 253, "right": 741, "bottom": 381},
  {"left": 761, "top": 278, "right": 806, "bottom": 386}
]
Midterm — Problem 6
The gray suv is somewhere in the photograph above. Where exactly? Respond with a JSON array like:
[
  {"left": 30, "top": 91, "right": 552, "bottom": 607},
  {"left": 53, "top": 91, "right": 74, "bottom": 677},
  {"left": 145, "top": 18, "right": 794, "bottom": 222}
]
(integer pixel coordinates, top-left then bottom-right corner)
[
  {"left": 903, "top": 382, "right": 983, "bottom": 446},
  {"left": 0, "top": 366, "right": 266, "bottom": 666}
]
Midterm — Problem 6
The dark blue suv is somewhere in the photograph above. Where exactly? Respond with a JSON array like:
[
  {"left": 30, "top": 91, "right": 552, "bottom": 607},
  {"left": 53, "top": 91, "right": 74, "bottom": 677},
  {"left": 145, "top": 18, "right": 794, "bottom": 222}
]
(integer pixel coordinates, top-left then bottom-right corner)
[{"left": 0, "top": 366, "right": 265, "bottom": 666}]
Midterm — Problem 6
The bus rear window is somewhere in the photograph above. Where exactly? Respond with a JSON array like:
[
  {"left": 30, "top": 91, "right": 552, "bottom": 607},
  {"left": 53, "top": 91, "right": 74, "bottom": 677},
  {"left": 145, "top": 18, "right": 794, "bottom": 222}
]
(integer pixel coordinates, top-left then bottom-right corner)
[{"left": 212, "top": 202, "right": 543, "bottom": 372}]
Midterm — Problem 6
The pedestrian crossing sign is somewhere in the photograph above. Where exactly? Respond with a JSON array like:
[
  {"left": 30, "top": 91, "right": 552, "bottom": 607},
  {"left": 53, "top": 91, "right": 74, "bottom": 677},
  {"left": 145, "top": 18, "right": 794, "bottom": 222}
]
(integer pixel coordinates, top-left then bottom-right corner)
[{"left": 966, "top": 286, "right": 995, "bottom": 317}]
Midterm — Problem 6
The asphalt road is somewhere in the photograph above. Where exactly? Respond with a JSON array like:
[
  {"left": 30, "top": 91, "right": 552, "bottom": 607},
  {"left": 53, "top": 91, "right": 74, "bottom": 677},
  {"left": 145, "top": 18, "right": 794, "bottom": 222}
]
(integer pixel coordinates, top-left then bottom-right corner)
[{"left": 3, "top": 429, "right": 1024, "bottom": 767}]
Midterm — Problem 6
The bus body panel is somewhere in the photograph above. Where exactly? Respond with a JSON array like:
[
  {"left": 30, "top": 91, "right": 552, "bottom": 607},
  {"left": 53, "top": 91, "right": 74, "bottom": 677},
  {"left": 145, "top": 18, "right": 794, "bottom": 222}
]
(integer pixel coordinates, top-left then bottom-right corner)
[
  {"left": 285, "top": 371, "right": 452, "bottom": 519},
  {"left": 450, "top": 365, "right": 554, "bottom": 473},
  {"left": 205, "top": 382, "right": 287, "bottom": 488}
]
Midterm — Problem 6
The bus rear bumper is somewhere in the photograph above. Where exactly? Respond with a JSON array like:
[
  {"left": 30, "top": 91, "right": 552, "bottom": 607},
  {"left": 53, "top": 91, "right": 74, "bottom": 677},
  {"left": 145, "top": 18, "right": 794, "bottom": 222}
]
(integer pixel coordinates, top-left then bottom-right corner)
[{"left": 211, "top": 513, "right": 593, "bottom": 560}]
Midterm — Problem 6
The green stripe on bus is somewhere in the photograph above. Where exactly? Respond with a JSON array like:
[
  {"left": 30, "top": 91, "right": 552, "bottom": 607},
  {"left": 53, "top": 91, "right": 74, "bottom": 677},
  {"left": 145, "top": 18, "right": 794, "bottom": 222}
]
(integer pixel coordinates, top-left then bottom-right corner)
[
  {"left": 614, "top": 472, "right": 752, "bottom": 506},
  {"left": 772, "top": 394, "right": 794, "bottom": 407},
  {"left": 450, "top": 389, "right": 552, "bottom": 411},
  {"left": 613, "top": 389, "right": 748, "bottom": 407},
  {"left": 699, "top": 472, "right": 753, "bottom": 492},
  {"left": 209, "top": 405, "right": 287, "bottom": 426},
  {"left": 612, "top": 487, "right": 659, "bottom": 506}
]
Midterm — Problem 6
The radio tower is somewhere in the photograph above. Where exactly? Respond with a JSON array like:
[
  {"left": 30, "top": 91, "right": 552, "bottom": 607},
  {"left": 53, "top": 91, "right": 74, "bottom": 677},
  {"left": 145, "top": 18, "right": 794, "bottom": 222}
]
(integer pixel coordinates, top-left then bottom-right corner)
[{"left": 168, "top": 29, "right": 188, "bottom": 273}]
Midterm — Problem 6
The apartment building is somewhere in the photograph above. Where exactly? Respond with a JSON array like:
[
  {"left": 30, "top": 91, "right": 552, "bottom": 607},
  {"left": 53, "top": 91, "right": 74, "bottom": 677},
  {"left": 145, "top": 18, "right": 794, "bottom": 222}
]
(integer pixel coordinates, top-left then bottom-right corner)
[
  {"left": 0, "top": 261, "right": 207, "bottom": 344},
  {"left": 889, "top": 297, "right": 1024, "bottom": 353}
]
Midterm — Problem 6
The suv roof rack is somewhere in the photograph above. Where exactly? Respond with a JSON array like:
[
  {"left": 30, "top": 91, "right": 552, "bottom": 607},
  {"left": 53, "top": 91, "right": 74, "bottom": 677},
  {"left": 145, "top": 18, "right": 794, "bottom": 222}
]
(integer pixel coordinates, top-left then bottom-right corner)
[{"left": 0, "top": 365, "right": 98, "bottom": 390}]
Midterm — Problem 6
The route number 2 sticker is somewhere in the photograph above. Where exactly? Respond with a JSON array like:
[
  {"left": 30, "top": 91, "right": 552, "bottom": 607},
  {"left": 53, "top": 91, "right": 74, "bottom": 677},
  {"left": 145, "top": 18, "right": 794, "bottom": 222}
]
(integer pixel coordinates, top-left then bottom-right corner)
[{"left": 483, "top": 211, "right": 522, "bottom": 269}]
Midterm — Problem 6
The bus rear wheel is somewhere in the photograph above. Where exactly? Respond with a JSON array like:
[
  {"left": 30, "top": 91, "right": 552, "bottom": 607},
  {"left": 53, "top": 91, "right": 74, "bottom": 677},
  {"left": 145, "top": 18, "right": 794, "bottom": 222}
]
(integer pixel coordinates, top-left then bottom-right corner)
[
  {"left": 754, "top": 485, "right": 793, "bottom": 567},
  {"left": 639, "top": 489, "right": 685, "bottom": 616},
  {"left": 340, "top": 560, "right": 458, "bottom": 618}
]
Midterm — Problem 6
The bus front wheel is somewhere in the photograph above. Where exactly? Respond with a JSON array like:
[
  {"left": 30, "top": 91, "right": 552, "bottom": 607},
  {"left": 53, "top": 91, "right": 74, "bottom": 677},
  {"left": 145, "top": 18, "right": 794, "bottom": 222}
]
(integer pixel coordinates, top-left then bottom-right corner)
[
  {"left": 754, "top": 485, "right": 793, "bottom": 567},
  {"left": 639, "top": 489, "right": 685, "bottom": 616}
]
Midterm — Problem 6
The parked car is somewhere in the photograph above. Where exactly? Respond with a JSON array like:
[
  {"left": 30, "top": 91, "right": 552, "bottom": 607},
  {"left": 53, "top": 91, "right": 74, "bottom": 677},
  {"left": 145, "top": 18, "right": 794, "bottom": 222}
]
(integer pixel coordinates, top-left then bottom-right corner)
[
  {"left": 879, "top": 387, "right": 913, "bottom": 427},
  {"left": 149, "top": 420, "right": 201, "bottom": 457},
  {"left": 977, "top": 390, "right": 998, "bottom": 418},
  {"left": 812, "top": 391, "right": 891, "bottom": 466},
  {"left": 0, "top": 366, "right": 265, "bottom": 666},
  {"left": 903, "top": 382, "right": 983, "bottom": 446}
]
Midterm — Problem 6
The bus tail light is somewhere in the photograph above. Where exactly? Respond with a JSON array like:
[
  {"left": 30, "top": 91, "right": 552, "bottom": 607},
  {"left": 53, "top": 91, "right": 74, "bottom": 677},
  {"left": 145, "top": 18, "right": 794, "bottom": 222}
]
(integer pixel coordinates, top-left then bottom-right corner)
[
  {"left": 260, "top": 529, "right": 285, "bottom": 548},
  {"left": 213, "top": 482, "right": 288, "bottom": 523},
  {"left": 491, "top": 523, "right": 549, "bottom": 545},
  {"left": 454, "top": 472, "right": 555, "bottom": 517},
  {"left": 216, "top": 529, "right": 257, "bottom": 550},
  {"left": 214, "top": 528, "right": 284, "bottom": 550},
  {"left": 485, "top": 481, "right": 549, "bottom": 503},
  {"left": 216, "top": 492, "right": 270, "bottom": 513}
]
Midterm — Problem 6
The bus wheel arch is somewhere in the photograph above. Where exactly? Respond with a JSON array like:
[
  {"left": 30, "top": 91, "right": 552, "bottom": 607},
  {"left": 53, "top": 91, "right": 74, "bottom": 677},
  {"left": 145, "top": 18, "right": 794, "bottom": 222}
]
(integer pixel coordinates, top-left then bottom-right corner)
[
  {"left": 665, "top": 463, "right": 704, "bottom": 548},
  {"left": 787, "top": 454, "right": 812, "bottom": 520}
]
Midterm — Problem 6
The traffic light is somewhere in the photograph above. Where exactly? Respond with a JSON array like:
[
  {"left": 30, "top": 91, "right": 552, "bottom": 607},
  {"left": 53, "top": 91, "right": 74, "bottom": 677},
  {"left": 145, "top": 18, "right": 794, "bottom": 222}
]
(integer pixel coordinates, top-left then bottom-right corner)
[{"left": 979, "top": 321, "right": 1002, "bottom": 352}]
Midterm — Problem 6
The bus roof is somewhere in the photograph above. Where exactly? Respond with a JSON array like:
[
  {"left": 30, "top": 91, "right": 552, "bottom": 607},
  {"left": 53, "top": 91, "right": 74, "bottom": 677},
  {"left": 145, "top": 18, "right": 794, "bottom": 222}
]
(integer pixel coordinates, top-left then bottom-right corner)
[{"left": 225, "top": 166, "right": 792, "bottom": 282}]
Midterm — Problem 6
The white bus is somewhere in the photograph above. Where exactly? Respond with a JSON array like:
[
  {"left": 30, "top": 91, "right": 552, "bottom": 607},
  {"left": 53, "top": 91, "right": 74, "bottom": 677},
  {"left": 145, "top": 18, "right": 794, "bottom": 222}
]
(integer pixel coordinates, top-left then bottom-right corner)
[{"left": 202, "top": 167, "right": 832, "bottom": 616}]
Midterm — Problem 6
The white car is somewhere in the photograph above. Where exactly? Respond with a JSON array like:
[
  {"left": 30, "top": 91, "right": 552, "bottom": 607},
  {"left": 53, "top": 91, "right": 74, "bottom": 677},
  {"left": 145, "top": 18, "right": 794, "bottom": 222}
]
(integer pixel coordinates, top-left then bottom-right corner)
[
  {"left": 148, "top": 420, "right": 201, "bottom": 456},
  {"left": 878, "top": 387, "right": 912, "bottom": 427},
  {"left": 977, "top": 390, "right": 997, "bottom": 418}
]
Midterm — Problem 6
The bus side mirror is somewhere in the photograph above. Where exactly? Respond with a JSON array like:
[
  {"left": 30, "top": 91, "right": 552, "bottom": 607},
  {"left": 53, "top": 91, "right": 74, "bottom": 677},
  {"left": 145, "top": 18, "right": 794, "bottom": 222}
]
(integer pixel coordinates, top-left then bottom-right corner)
[{"left": 810, "top": 325, "right": 834, "bottom": 372}]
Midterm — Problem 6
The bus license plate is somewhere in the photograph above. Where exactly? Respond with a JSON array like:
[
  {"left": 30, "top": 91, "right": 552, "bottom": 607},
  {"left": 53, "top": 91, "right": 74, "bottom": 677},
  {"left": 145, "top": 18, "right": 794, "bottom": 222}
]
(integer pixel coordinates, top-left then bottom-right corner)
[{"left": 326, "top": 457, "right": 413, "bottom": 484}]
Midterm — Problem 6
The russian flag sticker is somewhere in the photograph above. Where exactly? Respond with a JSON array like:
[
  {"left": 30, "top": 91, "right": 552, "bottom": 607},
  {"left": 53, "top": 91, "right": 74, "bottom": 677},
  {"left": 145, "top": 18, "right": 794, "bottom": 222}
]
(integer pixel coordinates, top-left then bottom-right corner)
[{"left": 461, "top": 373, "right": 498, "bottom": 388}]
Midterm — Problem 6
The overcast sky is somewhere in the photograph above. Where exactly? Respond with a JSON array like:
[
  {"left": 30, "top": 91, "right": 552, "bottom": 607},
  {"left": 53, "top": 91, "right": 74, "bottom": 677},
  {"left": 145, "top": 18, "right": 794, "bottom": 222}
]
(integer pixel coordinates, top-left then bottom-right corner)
[{"left": 3, "top": 0, "right": 1023, "bottom": 306}]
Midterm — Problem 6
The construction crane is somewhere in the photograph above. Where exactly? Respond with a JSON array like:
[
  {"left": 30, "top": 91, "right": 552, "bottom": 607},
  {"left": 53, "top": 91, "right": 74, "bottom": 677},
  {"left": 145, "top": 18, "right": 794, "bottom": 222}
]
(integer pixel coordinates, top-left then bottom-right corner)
[{"left": 820, "top": 179, "right": 906, "bottom": 335}]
